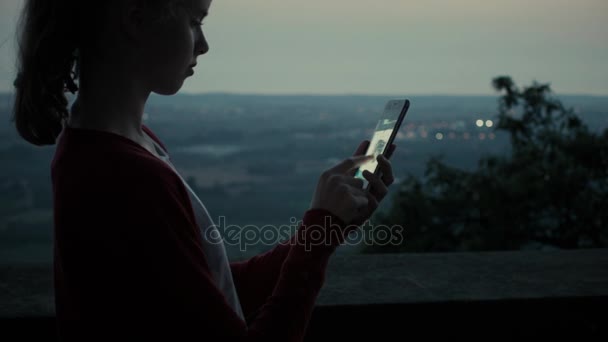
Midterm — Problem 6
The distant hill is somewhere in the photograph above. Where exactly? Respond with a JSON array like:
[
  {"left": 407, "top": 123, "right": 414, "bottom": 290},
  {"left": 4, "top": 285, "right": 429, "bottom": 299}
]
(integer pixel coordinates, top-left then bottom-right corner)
[{"left": 2, "top": 92, "right": 607, "bottom": 123}]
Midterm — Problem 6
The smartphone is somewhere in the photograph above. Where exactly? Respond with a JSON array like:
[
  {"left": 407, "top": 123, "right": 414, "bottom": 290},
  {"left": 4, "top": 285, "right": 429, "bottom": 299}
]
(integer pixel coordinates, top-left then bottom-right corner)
[{"left": 354, "top": 99, "right": 410, "bottom": 189}]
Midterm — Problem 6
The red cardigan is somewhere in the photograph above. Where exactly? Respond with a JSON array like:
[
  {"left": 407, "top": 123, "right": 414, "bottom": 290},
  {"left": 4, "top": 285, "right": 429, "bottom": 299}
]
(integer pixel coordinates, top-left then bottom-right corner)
[{"left": 51, "top": 124, "right": 347, "bottom": 341}]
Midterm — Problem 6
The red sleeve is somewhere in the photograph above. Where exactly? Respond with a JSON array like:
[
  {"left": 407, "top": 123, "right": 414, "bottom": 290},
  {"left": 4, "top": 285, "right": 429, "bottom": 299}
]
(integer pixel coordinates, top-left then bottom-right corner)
[
  {"left": 240, "top": 208, "right": 346, "bottom": 341},
  {"left": 54, "top": 154, "right": 346, "bottom": 342},
  {"left": 230, "top": 210, "right": 345, "bottom": 324},
  {"left": 230, "top": 241, "right": 292, "bottom": 323}
]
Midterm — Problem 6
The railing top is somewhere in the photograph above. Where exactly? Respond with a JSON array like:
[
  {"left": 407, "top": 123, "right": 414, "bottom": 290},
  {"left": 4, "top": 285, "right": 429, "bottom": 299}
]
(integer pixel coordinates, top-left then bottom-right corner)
[
  {"left": 316, "top": 248, "right": 608, "bottom": 306},
  {"left": 1, "top": 249, "right": 607, "bottom": 316}
]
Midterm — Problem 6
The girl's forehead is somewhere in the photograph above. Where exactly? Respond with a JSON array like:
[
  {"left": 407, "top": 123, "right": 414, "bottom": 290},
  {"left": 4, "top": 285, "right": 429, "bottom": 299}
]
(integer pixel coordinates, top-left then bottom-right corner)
[
  {"left": 175, "top": 0, "right": 211, "bottom": 16},
  {"left": 179, "top": 0, "right": 212, "bottom": 11}
]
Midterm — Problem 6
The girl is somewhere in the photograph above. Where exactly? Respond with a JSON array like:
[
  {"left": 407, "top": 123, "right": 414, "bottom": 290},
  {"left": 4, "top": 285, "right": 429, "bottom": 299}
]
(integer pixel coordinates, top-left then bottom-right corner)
[{"left": 12, "top": 0, "right": 397, "bottom": 340}]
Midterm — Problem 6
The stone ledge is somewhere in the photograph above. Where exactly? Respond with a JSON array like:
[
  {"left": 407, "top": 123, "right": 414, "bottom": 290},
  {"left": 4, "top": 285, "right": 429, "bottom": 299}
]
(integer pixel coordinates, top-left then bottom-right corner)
[
  {"left": 317, "top": 248, "right": 608, "bottom": 306},
  {"left": 1, "top": 249, "right": 607, "bottom": 339},
  {"left": 1, "top": 249, "right": 607, "bottom": 316}
]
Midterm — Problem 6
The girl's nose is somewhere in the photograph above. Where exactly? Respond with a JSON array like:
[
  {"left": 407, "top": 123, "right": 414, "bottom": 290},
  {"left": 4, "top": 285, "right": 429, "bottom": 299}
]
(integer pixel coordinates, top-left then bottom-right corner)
[{"left": 195, "top": 34, "right": 209, "bottom": 56}]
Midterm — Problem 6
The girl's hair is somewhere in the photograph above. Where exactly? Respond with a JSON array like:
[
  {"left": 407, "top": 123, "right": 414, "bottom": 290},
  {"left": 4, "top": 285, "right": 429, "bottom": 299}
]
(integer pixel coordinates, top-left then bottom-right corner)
[{"left": 11, "top": 0, "right": 184, "bottom": 146}]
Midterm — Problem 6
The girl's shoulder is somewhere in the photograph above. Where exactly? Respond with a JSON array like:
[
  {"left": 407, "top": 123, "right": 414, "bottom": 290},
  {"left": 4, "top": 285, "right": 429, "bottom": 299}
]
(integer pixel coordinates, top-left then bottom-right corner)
[{"left": 52, "top": 126, "right": 184, "bottom": 198}]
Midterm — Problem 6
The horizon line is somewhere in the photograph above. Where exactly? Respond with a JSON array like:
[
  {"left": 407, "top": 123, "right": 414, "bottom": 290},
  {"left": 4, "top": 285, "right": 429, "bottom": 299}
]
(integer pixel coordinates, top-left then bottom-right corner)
[
  {"left": 1, "top": 91, "right": 607, "bottom": 98},
  {"left": 177, "top": 91, "right": 608, "bottom": 97},
  {"left": 175, "top": 91, "right": 608, "bottom": 98}
]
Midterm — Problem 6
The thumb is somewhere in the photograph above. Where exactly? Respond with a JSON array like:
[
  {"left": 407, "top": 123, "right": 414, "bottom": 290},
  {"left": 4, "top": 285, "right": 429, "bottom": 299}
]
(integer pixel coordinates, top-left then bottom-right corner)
[
  {"left": 352, "top": 140, "right": 370, "bottom": 157},
  {"left": 348, "top": 140, "right": 371, "bottom": 177}
]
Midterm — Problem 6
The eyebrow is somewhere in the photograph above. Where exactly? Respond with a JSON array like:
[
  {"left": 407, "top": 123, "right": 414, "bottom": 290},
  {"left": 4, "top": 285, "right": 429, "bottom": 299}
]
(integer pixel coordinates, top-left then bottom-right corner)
[{"left": 178, "top": 1, "right": 208, "bottom": 18}]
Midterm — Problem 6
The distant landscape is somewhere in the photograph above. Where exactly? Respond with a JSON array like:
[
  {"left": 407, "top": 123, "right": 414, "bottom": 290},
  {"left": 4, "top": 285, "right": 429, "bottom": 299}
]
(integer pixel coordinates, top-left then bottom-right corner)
[{"left": 1, "top": 93, "right": 607, "bottom": 263}]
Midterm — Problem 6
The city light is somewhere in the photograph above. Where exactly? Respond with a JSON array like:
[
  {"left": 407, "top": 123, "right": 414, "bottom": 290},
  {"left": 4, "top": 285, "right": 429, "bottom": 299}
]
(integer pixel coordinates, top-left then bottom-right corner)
[
  {"left": 485, "top": 120, "right": 494, "bottom": 128},
  {"left": 435, "top": 132, "right": 444, "bottom": 140},
  {"left": 476, "top": 119, "right": 484, "bottom": 127}
]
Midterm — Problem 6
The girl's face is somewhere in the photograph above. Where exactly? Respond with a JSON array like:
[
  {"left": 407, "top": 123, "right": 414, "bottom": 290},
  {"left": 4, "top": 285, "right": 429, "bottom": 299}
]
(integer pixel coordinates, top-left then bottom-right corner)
[{"left": 137, "top": 0, "right": 212, "bottom": 95}]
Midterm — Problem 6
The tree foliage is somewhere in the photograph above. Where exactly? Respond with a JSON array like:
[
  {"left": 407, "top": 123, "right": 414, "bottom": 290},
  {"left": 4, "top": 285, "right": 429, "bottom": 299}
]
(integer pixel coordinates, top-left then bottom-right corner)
[{"left": 363, "top": 77, "right": 608, "bottom": 253}]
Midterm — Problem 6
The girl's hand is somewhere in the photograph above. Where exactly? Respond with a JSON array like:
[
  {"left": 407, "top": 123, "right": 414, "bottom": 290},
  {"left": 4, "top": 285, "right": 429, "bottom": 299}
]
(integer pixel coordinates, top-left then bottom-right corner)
[
  {"left": 309, "top": 154, "right": 375, "bottom": 225},
  {"left": 309, "top": 140, "right": 397, "bottom": 226},
  {"left": 348, "top": 140, "right": 397, "bottom": 226}
]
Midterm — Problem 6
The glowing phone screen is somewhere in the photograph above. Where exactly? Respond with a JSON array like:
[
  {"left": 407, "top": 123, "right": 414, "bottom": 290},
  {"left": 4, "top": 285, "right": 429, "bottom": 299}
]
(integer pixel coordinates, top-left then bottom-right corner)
[{"left": 354, "top": 99, "right": 410, "bottom": 188}]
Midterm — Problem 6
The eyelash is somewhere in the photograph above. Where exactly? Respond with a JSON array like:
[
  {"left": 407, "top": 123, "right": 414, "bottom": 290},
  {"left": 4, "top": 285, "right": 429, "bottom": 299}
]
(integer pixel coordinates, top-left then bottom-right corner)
[{"left": 192, "top": 19, "right": 205, "bottom": 27}]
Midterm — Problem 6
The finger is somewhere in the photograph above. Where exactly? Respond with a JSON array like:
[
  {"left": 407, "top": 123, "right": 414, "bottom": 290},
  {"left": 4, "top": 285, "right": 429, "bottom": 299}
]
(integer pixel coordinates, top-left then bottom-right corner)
[
  {"left": 349, "top": 140, "right": 371, "bottom": 177},
  {"left": 351, "top": 192, "right": 369, "bottom": 211},
  {"left": 386, "top": 144, "right": 397, "bottom": 159},
  {"left": 348, "top": 185, "right": 368, "bottom": 199},
  {"left": 365, "top": 190, "right": 379, "bottom": 212},
  {"left": 352, "top": 140, "right": 370, "bottom": 157},
  {"left": 376, "top": 154, "right": 395, "bottom": 186},
  {"left": 337, "top": 180, "right": 367, "bottom": 198},
  {"left": 343, "top": 177, "right": 365, "bottom": 189},
  {"left": 351, "top": 191, "right": 378, "bottom": 226},
  {"left": 363, "top": 170, "right": 388, "bottom": 201},
  {"left": 331, "top": 155, "right": 375, "bottom": 174}
]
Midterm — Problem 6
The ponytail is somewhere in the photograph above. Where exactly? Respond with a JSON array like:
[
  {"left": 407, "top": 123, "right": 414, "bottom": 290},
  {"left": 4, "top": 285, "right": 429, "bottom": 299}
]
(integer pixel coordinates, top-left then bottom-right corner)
[
  {"left": 11, "top": 0, "right": 184, "bottom": 146},
  {"left": 11, "top": 0, "right": 80, "bottom": 146}
]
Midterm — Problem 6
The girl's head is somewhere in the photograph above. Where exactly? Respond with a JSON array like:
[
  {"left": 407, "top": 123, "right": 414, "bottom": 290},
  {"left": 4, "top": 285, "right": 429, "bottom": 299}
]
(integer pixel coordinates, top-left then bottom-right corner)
[{"left": 12, "top": 0, "right": 211, "bottom": 146}]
